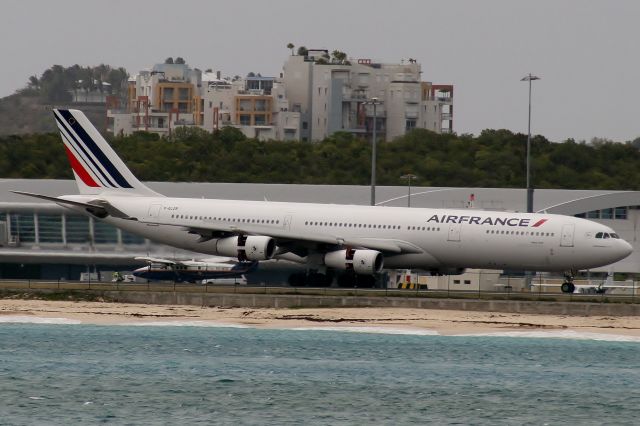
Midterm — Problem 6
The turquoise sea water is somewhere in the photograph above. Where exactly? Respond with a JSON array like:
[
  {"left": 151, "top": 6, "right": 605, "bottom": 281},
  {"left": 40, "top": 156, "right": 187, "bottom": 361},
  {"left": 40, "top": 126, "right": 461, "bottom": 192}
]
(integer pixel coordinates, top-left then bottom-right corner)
[{"left": 1, "top": 321, "right": 640, "bottom": 425}]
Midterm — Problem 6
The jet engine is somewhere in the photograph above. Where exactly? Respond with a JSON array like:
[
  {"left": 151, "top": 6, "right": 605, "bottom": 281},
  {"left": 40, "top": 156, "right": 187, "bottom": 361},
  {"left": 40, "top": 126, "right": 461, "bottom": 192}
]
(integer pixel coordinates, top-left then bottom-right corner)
[
  {"left": 215, "top": 235, "right": 276, "bottom": 261},
  {"left": 324, "top": 249, "right": 384, "bottom": 275}
]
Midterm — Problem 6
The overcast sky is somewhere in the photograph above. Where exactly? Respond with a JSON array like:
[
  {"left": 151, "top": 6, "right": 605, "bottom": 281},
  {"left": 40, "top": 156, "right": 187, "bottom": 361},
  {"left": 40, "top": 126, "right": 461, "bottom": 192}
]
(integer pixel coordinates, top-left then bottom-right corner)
[{"left": 1, "top": 0, "right": 638, "bottom": 142}]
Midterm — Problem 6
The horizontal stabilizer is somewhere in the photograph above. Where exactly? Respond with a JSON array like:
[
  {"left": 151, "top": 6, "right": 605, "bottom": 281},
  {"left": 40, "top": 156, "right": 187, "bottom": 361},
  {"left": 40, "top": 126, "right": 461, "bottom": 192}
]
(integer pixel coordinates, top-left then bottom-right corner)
[{"left": 10, "top": 191, "right": 134, "bottom": 219}]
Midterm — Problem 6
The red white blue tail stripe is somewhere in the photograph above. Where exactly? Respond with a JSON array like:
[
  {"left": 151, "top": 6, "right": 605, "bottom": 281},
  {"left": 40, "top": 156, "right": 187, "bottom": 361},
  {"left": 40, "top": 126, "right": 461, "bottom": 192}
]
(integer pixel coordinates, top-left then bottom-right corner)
[
  {"left": 54, "top": 109, "right": 133, "bottom": 189},
  {"left": 53, "top": 109, "right": 158, "bottom": 196}
]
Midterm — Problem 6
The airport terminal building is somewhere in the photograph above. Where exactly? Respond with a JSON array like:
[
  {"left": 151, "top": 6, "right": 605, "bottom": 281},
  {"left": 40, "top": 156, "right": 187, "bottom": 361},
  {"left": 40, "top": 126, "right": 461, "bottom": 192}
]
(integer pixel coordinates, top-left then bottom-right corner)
[{"left": 0, "top": 179, "right": 638, "bottom": 280}]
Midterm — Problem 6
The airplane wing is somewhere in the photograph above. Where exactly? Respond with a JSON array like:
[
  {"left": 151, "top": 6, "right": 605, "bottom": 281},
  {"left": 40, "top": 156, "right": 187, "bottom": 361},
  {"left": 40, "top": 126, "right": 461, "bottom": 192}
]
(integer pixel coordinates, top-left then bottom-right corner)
[
  {"left": 183, "top": 224, "right": 422, "bottom": 255},
  {"left": 137, "top": 220, "right": 424, "bottom": 255},
  {"left": 199, "top": 256, "right": 241, "bottom": 263},
  {"left": 134, "top": 256, "right": 177, "bottom": 265}
]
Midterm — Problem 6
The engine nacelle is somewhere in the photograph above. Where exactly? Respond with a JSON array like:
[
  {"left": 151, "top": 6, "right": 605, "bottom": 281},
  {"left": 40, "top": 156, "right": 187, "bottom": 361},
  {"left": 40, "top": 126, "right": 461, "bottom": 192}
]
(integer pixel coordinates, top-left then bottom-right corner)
[
  {"left": 324, "top": 249, "right": 384, "bottom": 275},
  {"left": 215, "top": 235, "right": 276, "bottom": 261}
]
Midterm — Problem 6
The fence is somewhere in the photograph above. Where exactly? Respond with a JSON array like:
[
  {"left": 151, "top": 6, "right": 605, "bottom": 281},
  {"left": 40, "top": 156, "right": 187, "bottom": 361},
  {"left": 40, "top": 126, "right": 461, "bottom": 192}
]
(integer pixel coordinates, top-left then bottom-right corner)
[{"left": 0, "top": 273, "right": 638, "bottom": 305}]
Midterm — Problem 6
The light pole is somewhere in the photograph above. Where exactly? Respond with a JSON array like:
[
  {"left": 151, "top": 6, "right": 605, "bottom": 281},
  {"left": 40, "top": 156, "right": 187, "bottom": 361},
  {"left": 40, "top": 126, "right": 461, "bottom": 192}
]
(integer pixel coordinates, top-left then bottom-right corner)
[
  {"left": 521, "top": 73, "right": 540, "bottom": 213},
  {"left": 366, "top": 97, "right": 383, "bottom": 206},
  {"left": 400, "top": 174, "right": 417, "bottom": 207}
]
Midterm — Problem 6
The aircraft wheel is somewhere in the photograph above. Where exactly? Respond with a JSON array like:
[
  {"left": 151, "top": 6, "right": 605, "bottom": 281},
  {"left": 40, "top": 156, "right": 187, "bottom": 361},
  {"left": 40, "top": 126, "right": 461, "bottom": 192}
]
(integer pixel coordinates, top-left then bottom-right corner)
[{"left": 561, "top": 282, "right": 575, "bottom": 293}]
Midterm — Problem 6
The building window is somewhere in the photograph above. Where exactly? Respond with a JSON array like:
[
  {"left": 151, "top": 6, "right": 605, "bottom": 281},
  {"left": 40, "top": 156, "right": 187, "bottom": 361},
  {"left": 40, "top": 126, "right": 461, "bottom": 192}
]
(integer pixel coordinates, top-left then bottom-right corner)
[
  {"left": 39, "top": 214, "right": 63, "bottom": 243},
  {"left": 615, "top": 207, "right": 628, "bottom": 220},
  {"left": 10, "top": 213, "right": 35, "bottom": 243},
  {"left": 601, "top": 208, "right": 614, "bottom": 219},
  {"left": 66, "top": 215, "right": 90, "bottom": 243},
  {"left": 586, "top": 210, "right": 600, "bottom": 219},
  {"left": 93, "top": 221, "right": 118, "bottom": 244},
  {"left": 122, "top": 231, "right": 145, "bottom": 245},
  {"left": 239, "top": 115, "right": 251, "bottom": 125},
  {"left": 254, "top": 114, "right": 266, "bottom": 125},
  {"left": 406, "top": 119, "right": 416, "bottom": 131},
  {"left": 239, "top": 99, "right": 252, "bottom": 111},
  {"left": 255, "top": 99, "right": 267, "bottom": 112}
]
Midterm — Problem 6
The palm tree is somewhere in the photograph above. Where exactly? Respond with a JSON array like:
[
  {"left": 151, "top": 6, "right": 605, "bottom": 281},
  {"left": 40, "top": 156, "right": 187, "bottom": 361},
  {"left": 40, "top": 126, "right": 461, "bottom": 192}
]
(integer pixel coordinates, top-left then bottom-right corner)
[
  {"left": 287, "top": 43, "right": 295, "bottom": 55},
  {"left": 27, "top": 75, "right": 39, "bottom": 90}
]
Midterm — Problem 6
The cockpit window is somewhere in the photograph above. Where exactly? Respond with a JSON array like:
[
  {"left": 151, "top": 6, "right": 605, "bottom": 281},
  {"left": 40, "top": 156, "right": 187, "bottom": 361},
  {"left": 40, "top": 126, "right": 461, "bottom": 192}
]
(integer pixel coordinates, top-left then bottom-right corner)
[{"left": 596, "top": 232, "right": 620, "bottom": 239}]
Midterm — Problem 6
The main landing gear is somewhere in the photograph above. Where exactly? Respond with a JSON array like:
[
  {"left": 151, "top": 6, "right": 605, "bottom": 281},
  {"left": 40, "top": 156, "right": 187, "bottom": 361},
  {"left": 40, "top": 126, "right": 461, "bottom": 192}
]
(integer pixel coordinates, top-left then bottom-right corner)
[{"left": 560, "top": 271, "right": 576, "bottom": 294}]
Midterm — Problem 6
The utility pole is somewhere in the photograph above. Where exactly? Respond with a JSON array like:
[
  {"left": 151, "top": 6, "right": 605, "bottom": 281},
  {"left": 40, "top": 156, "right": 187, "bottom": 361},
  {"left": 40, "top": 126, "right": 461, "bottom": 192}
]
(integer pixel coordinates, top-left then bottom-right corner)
[
  {"left": 400, "top": 174, "right": 417, "bottom": 207},
  {"left": 367, "top": 97, "right": 382, "bottom": 206},
  {"left": 521, "top": 73, "right": 540, "bottom": 213}
]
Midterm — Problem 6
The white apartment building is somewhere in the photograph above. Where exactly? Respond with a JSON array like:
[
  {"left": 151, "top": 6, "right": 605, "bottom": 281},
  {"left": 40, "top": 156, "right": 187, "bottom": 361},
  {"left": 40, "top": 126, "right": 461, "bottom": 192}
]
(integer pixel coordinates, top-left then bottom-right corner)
[
  {"left": 108, "top": 63, "right": 300, "bottom": 141},
  {"left": 282, "top": 52, "right": 453, "bottom": 141},
  {"left": 200, "top": 73, "right": 300, "bottom": 141},
  {"left": 107, "top": 54, "right": 452, "bottom": 142}
]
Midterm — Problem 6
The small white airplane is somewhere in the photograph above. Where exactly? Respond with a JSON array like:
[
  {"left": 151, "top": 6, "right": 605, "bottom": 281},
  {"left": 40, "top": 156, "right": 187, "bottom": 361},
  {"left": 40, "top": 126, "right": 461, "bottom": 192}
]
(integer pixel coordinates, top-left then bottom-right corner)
[
  {"left": 533, "top": 271, "right": 640, "bottom": 294},
  {"left": 132, "top": 256, "right": 257, "bottom": 282},
  {"left": 12, "top": 109, "right": 634, "bottom": 287}
]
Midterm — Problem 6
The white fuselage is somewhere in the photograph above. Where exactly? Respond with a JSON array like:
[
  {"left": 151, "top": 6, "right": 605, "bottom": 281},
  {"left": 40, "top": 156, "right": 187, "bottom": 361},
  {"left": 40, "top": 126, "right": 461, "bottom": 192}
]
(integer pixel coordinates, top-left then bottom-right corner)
[{"left": 66, "top": 194, "right": 632, "bottom": 273}]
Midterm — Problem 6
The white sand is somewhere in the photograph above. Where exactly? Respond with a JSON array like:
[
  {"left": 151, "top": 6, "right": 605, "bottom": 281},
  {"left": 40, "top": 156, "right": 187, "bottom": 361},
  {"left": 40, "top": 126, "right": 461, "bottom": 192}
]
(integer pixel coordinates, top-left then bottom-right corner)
[{"left": 2, "top": 299, "right": 640, "bottom": 338}]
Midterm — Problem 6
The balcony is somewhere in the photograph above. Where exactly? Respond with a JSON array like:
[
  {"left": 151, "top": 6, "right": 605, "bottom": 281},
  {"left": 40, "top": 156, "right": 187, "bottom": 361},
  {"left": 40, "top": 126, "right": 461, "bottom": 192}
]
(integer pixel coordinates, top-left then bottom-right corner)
[
  {"left": 342, "top": 88, "right": 368, "bottom": 101},
  {"left": 441, "top": 113, "right": 453, "bottom": 120}
]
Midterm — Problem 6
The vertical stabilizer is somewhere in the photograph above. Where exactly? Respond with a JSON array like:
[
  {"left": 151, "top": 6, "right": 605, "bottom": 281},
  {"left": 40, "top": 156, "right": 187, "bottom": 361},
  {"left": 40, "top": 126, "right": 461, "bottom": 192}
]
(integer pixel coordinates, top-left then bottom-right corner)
[{"left": 53, "top": 109, "right": 159, "bottom": 196}]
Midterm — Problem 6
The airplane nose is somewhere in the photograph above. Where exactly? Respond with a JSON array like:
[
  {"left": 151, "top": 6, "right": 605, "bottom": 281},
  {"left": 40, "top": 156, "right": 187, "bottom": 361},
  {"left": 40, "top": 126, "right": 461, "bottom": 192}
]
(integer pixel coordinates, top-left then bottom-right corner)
[{"left": 619, "top": 240, "right": 633, "bottom": 258}]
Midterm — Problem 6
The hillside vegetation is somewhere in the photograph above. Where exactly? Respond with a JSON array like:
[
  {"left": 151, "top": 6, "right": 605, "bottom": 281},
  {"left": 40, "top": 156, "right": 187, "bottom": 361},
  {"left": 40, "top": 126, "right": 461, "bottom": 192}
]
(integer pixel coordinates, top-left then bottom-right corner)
[
  {"left": 1, "top": 127, "right": 640, "bottom": 190},
  {"left": 0, "top": 64, "right": 127, "bottom": 134}
]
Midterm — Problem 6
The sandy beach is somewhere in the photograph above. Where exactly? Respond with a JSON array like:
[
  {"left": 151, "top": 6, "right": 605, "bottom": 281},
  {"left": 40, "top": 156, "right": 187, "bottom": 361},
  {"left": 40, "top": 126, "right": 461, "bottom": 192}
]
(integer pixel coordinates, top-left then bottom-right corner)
[{"left": 2, "top": 299, "right": 640, "bottom": 338}]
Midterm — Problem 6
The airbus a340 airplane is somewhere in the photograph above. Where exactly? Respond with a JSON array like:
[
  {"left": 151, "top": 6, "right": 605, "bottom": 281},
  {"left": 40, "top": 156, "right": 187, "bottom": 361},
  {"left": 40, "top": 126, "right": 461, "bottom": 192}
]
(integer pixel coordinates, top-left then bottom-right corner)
[{"left": 13, "top": 109, "right": 633, "bottom": 290}]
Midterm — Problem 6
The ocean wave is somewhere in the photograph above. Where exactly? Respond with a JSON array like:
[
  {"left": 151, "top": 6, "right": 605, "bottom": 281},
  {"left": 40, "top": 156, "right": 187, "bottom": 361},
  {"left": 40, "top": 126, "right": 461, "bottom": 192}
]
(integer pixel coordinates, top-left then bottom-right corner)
[
  {"left": 117, "top": 321, "right": 251, "bottom": 328},
  {"left": 288, "top": 326, "right": 440, "bottom": 336},
  {"left": 0, "top": 315, "right": 82, "bottom": 325},
  {"left": 456, "top": 330, "right": 640, "bottom": 342},
  {"left": 2, "top": 316, "right": 639, "bottom": 343}
]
